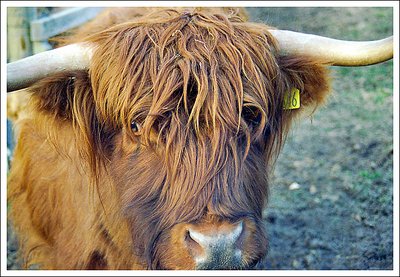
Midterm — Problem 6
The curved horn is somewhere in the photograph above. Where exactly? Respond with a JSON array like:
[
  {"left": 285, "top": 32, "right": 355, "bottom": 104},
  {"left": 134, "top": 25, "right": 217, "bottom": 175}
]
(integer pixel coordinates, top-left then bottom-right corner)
[
  {"left": 7, "top": 43, "right": 93, "bottom": 92},
  {"left": 270, "top": 30, "right": 393, "bottom": 66}
]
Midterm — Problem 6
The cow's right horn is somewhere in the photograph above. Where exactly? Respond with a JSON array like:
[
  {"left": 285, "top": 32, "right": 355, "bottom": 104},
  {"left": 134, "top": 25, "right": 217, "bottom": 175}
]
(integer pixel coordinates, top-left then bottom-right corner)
[
  {"left": 270, "top": 30, "right": 393, "bottom": 66},
  {"left": 7, "top": 43, "right": 93, "bottom": 92}
]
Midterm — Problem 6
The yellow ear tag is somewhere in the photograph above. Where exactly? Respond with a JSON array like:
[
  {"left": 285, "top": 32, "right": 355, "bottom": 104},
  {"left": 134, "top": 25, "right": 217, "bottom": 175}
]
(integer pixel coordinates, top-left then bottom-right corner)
[{"left": 283, "top": 88, "right": 300, "bottom": 110}]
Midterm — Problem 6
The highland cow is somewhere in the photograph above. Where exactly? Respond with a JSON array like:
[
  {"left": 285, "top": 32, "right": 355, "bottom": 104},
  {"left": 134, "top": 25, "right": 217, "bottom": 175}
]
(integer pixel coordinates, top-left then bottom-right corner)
[{"left": 7, "top": 7, "right": 392, "bottom": 270}]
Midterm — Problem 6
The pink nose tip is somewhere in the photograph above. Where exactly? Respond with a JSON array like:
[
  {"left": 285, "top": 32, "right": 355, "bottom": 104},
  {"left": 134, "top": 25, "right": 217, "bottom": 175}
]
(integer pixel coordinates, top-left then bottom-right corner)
[{"left": 184, "top": 221, "right": 244, "bottom": 269}]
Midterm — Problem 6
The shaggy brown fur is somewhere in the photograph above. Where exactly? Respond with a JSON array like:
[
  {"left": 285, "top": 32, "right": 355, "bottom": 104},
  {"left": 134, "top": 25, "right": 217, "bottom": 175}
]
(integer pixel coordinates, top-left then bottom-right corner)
[{"left": 8, "top": 7, "right": 330, "bottom": 269}]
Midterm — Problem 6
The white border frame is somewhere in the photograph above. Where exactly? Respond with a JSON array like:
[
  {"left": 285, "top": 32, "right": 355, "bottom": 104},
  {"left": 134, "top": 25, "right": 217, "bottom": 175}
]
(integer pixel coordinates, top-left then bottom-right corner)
[{"left": 1, "top": 1, "right": 398, "bottom": 276}]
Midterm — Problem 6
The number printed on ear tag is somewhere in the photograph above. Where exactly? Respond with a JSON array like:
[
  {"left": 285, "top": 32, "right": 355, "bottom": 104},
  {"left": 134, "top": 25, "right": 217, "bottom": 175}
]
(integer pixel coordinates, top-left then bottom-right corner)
[{"left": 283, "top": 88, "right": 300, "bottom": 110}]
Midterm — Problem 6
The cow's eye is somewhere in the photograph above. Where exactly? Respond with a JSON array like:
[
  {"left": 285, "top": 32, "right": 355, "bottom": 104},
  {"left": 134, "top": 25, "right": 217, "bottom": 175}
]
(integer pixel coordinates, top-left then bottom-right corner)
[
  {"left": 131, "top": 121, "right": 141, "bottom": 133},
  {"left": 242, "top": 106, "right": 262, "bottom": 128}
]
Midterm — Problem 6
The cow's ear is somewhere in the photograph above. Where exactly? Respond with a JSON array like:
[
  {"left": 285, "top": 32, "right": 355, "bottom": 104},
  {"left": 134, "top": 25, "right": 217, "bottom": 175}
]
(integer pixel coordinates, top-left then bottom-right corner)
[
  {"left": 29, "top": 71, "right": 115, "bottom": 163},
  {"left": 30, "top": 70, "right": 93, "bottom": 120},
  {"left": 277, "top": 55, "right": 331, "bottom": 113}
]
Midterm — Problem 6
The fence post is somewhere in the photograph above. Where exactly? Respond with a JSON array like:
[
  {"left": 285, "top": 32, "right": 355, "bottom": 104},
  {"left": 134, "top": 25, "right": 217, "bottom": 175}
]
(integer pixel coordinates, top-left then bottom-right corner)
[{"left": 7, "top": 7, "right": 37, "bottom": 62}]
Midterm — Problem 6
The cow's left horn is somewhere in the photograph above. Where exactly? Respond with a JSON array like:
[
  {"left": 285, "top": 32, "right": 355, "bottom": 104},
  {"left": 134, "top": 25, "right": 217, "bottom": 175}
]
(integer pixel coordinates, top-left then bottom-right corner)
[
  {"left": 7, "top": 43, "right": 93, "bottom": 92},
  {"left": 270, "top": 30, "right": 393, "bottom": 66}
]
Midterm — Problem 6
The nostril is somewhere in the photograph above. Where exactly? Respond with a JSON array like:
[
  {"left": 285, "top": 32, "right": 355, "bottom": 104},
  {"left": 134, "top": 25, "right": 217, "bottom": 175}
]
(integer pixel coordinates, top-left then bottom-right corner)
[
  {"left": 184, "top": 229, "right": 206, "bottom": 263},
  {"left": 231, "top": 220, "right": 244, "bottom": 242},
  {"left": 186, "top": 228, "right": 207, "bottom": 247},
  {"left": 184, "top": 230, "right": 197, "bottom": 245}
]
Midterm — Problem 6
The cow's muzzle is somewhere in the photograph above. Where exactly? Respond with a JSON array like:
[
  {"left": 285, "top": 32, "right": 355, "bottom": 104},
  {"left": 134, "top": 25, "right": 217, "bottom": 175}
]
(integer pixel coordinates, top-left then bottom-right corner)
[{"left": 186, "top": 220, "right": 244, "bottom": 269}]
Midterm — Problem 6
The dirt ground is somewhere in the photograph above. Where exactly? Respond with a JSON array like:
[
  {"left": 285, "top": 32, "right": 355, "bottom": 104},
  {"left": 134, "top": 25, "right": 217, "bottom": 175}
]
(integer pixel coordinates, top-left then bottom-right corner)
[{"left": 6, "top": 7, "right": 394, "bottom": 270}]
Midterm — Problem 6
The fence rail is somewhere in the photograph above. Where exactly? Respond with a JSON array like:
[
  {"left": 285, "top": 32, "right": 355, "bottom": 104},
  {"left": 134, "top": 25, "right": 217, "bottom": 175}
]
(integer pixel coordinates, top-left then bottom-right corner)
[
  {"left": 30, "top": 7, "right": 104, "bottom": 53},
  {"left": 7, "top": 7, "right": 104, "bottom": 61}
]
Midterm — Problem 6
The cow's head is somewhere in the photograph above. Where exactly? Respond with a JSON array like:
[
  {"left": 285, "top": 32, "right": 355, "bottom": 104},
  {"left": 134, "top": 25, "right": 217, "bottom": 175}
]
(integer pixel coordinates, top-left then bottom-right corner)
[{"left": 7, "top": 9, "right": 392, "bottom": 270}]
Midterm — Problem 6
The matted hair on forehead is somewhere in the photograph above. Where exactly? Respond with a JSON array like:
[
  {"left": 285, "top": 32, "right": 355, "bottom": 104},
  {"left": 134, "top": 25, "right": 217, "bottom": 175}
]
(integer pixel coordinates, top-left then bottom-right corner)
[{"left": 84, "top": 8, "right": 284, "bottom": 146}]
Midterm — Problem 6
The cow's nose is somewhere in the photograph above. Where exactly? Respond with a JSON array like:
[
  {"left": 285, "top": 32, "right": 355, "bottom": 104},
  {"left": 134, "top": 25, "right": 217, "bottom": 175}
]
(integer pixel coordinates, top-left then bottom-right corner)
[{"left": 184, "top": 221, "right": 244, "bottom": 269}]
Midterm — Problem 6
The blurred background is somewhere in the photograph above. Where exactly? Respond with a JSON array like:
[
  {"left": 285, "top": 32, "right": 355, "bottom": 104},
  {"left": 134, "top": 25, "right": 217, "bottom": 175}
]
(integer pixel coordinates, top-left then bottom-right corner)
[{"left": 6, "top": 7, "right": 394, "bottom": 270}]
